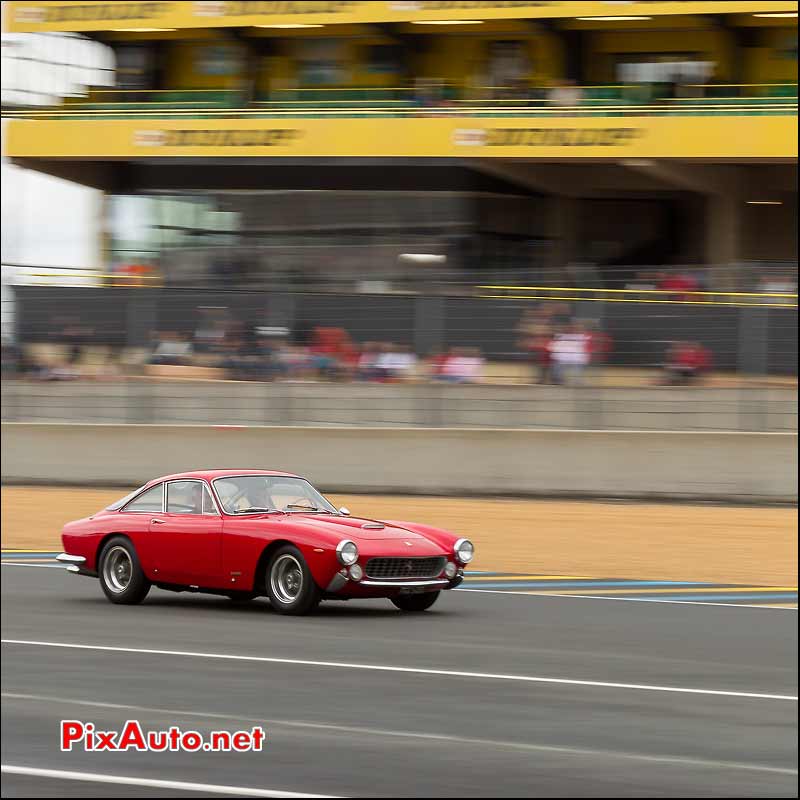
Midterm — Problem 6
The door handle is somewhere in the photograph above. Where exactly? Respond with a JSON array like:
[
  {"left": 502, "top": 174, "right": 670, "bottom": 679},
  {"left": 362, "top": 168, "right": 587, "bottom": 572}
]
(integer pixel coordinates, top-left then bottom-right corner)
[{"left": 151, "top": 518, "right": 166, "bottom": 524}]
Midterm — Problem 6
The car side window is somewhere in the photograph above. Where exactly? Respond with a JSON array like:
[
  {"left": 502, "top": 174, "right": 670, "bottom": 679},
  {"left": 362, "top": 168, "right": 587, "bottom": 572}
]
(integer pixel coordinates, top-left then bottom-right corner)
[
  {"left": 202, "top": 485, "right": 218, "bottom": 515},
  {"left": 167, "top": 481, "right": 204, "bottom": 515},
  {"left": 123, "top": 484, "right": 163, "bottom": 513}
]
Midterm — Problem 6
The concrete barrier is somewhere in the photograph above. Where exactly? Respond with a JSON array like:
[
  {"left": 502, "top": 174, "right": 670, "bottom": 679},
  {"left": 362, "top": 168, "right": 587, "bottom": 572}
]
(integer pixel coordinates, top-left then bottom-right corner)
[
  {"left": 2, "top": 380, "right": 797, "bottom": 432},
  {"left": 2, "top": 423, "right": 796, "bottom": 502}
]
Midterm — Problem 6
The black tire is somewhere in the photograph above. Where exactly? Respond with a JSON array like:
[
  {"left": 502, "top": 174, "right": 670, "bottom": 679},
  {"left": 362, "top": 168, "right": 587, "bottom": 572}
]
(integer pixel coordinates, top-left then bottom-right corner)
[
  {"left": 265, "top": 545, "right": 321, "bottom": 616},
  {"left": 226, "top": 591, "right": 256, "bottom": 604},
  {"left": 98, "top": 536, "right": 151, "bottom": 605},
  {"left": 391, "top": 591, "right": 440, "bottom": 613}
]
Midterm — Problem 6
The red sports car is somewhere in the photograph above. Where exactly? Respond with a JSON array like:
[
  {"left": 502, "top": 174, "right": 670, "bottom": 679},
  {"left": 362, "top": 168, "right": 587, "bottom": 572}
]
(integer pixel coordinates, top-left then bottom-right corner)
[{"left": 57, "top": 469, "right": 474, "bottom": 615}]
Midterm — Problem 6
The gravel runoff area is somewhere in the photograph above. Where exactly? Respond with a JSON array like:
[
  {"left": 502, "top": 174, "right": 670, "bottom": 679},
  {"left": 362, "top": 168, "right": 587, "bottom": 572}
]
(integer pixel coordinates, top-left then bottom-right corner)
[{"left": 2, "top": 487, "right": 796, "bottom": 586}]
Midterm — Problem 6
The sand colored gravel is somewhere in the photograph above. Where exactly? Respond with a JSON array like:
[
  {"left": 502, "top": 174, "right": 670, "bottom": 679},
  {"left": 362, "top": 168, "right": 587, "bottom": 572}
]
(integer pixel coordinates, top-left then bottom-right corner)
[{"left": 2, "top": 487, "right": 796, "bottom": 586}]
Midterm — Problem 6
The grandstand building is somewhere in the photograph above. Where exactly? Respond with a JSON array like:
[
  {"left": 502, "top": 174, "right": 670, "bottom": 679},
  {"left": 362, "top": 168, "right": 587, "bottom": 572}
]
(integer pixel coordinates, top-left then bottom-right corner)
[{"left": 3, "top": 0, "right": 797, "bottom": 290}]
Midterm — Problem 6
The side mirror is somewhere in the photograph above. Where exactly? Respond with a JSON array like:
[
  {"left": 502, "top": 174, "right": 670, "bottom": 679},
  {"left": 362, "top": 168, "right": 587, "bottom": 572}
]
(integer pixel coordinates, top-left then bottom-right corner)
[{"left": 338, "top": 507, "right": 351, "bottom": 516}]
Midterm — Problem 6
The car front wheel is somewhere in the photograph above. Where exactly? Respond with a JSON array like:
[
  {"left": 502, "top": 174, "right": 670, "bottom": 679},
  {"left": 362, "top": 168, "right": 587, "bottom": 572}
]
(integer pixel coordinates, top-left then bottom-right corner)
[
  {"left": 98, "top": 537, "right": 151, "bottom": 605},
  {"left": 391, "top": 591, "right": 440, "bottom": 612},
  {"left": 266, "top": 545, "right": 321, "bottom": 615}
]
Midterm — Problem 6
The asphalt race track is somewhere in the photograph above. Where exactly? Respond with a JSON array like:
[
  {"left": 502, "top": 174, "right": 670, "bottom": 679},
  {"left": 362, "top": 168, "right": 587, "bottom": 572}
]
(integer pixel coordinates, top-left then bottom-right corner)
[{"left": 1, "top": 564, "right": 797, "bottom": 797}]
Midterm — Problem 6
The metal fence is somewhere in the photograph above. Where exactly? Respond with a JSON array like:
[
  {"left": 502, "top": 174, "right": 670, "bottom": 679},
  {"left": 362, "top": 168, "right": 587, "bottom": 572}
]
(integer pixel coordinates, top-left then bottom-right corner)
[{"left": 1, "top": 283, "right": 797, "bottom": 432}]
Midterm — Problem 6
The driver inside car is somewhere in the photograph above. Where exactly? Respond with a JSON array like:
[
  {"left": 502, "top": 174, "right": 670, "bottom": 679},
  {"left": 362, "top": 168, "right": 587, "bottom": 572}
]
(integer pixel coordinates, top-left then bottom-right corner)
[
  {"left": 190, "top": 483, "right": 204, "bottom": 514},
  {"left": 245, "top": 484, "right": 273, "bottom": 511}
]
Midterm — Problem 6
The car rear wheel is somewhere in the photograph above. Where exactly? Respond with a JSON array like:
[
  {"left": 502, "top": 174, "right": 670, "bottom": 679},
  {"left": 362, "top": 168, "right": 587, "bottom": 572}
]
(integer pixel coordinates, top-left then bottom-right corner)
[
  {"left": 391, "top": 591, "right": 440, "bottom": 612},
  {"left": 98, "top": 537, "right": 151, "bottom": 605},
  {"left": 266, "top": 545, "right": 321, "bottom": 615}
]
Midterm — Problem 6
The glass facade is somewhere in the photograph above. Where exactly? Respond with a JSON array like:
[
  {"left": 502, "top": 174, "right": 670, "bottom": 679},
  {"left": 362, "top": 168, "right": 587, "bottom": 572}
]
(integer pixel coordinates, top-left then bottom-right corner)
[{"left": 107, "top": 190, "right": 549, "bottom": 289}]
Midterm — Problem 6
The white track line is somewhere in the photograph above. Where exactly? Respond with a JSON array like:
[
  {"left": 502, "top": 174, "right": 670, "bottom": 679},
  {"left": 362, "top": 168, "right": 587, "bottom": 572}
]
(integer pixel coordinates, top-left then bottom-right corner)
[
  {"left": 2, "top": 639, "right": 795, "bottom": 701},
  {"left": 3, "top": 692, "right": 795, "bottom": 777},
  {"left": 0, "top": 765, "right": 336, "bottom": 798},
  {"left": 0, "top": 562, "right": 64, "bottom": 568},
  {"left": 457, "top": 587, "right": 799, "bottom": 609}
]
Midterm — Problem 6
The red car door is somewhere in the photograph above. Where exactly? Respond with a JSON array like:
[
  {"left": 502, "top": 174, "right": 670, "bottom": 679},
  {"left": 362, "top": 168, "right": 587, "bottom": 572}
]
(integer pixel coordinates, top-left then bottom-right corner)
[
  {"left": 149, "top": 480, "right": 223, "bottom": 587},
  {"left": 115, "top": 482, "right": 165, "bottom": 576}
]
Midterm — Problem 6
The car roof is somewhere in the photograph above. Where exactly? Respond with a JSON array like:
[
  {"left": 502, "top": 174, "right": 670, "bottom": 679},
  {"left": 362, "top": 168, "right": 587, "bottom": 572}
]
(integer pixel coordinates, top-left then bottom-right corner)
[{"left": 149, "top": 469, "right": 303, "bottom": 484}]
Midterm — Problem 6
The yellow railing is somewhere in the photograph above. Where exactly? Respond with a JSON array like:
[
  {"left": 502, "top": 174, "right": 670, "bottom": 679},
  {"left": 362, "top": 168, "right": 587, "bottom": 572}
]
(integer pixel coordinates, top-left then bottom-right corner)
[
  {"left": 477, "top": 285, "right": 799, "bottom": 309},
  {"left": 18, "top": 270, "right": 162, "bottom": 288},
  {"left": 5, "top": 102, "right": 797, "bottom": 118}
]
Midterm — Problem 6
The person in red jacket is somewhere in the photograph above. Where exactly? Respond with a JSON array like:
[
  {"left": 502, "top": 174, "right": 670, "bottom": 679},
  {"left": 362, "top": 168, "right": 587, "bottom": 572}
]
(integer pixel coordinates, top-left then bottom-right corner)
[
  {"left": 657, "top": 271, "right": 700, "bottom": 302},
  {"left": 662, "top": 340, "right": 713, "bottom": 385}
]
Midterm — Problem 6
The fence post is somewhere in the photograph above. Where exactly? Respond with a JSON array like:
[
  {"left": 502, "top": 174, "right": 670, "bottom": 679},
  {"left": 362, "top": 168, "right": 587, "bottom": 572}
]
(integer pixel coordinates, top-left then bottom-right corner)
[
  {"left": 736, "top": 306, "right": 769, "bottom": 431},
  {"left": 266, "top": 292, "right": 295, "bottom": 426},
  {"left": 414, "top": 294, "right": 445, "bottom": 426},
  {"left": 126, "top": 290, "right": 158, "bottom": 424}
]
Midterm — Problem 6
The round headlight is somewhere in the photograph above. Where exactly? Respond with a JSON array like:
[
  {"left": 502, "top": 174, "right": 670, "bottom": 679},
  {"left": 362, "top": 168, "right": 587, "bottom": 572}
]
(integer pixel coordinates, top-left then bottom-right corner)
[
  {"left": 336, "top": 539, "right": 359, "bottom": 566},
  {"left": 348, "top": 563, "right": 363, "bottom": 582},
  {"left": 444, "top": 561, "right": 458, "bottom": 579},
  {"left": 454, "top": 538, "right": 474, "bottom": 564}
]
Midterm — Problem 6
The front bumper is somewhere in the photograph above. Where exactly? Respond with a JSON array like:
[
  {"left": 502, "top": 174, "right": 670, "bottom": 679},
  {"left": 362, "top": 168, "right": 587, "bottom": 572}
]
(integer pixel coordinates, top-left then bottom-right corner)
[
  {"left": 325, "top": 572, "right": 463, "bottom": 595},
  {"left": 56, "top": 553, "right": 96, "bottom": 577}
]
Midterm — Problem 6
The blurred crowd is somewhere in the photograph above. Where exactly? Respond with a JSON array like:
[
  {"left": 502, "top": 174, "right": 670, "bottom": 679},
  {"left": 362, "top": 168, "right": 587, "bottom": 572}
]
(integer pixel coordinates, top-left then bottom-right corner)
[
  {"left": 516, "top": 305, "right": 613, "bottom": 386},
  {"left": 625, "top": 269, "right": 798, "bottom": 303},
  {"left": 149, "top": 320, "right": 486, "bottom": 385},
  {"left": 624, "top": 269, "right": 706, "bottom": 300},
  {"left": 515, "top": 304, "right": 715, "bottom": 387},
  {"left": 1, "top": 301, "right": 725, "bottom": 388},
  {"left": 411, "top": 73, "right": 742, "bottom": 110}
]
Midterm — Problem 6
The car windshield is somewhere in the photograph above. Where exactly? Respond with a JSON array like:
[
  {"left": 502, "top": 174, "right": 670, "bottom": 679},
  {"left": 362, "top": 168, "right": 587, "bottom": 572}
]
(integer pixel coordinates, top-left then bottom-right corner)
[{"left": 212, "top": 476, "right": 338, "bottom": 515}]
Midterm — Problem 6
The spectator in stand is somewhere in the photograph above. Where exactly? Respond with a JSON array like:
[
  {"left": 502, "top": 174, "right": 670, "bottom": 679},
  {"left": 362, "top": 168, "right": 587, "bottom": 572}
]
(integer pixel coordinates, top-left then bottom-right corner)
[
  {"left": 194, "top": 307, "right": 229, "bottom": 355},
  {"left": 585, "top": 319, "right": 613, "bottom": 370},
  {"left": 548, "top": 78, "right": 582, "bottom": 108},
  {"left": 414, "top": 77, "right": 446, "bottom": 108},
  {"left": 115, "top": 260, "right": 159, "bottom": 288},
  {"left": 550, "top": 322, "right": 591, "bottom": 385},
  {"left": 661, "top": 340, "right": 713, "bottom": 385},
  {"left": 50, "top": 316, "right": 91, "bottom": 378},
  {"left": 397, "top": 345, "right": 420, "bottom": 380},
  {"left": 758, "top": 274, "right": 798, "bottom": 305},
  {"left": 309, "top": 326, "right": 350, "bottom": 380},
  {"left": 625, "top": 270, "right": 658, "bottom": 292},
  {"left": 279, "top": 343, "right": 313, "bottom": 379},
  {"left": 440, "top": 347, "right": 484, "bottom": 384},
  {"left": 516, "top": 306, "right": 557, "bottom": 384},
  {"left": 531, "top": 329, "right": 555, "bottom": 384},
  {"left": 426, "top": 348, "right": 449, "bottom": 381},
  {"left": 218, "top": 323, "right": 253, "bottom": 379},
  {"left": 357, "top": 342, "right": 381, "bottom": 381},
  {"left": 657, "top": 270, "right": 700, "bottom": 302},
  {"left": 149, "top": 331, "right": 193, "bottom": 366},
  {"left": 375, "top": 343, "right": 418, "bottom": 382}
]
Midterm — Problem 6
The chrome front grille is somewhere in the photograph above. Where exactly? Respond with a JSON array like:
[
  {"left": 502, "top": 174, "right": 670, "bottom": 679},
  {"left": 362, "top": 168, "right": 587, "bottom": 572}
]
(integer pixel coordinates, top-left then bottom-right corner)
[{"left": 365, "top": 556, "right": 445, "bottom": 580}]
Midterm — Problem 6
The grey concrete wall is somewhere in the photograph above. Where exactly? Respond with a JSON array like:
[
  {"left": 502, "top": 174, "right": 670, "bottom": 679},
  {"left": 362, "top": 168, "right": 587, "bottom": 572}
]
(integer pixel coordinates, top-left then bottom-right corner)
[
  {"left": 2, "top": 423, "right": 796, "bottom": 503},
  {"left": 1, "top": 380, "right": 797, "bottom": 432}
]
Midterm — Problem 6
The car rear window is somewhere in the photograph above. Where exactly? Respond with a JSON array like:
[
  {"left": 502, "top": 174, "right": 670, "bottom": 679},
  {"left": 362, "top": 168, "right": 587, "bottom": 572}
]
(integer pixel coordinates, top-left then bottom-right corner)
[{"left": 105, "top": 484, "right": 147, "bottom": 511}]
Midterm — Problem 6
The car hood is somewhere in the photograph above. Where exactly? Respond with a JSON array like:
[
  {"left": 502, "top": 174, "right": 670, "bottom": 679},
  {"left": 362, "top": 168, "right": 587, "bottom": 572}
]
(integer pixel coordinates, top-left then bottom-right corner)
[{"left": 285, "top": 514, "right": 426, "bottom": 542}]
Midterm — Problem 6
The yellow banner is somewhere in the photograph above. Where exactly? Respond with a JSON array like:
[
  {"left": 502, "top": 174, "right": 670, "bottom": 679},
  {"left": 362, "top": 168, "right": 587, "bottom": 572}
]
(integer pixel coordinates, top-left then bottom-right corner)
[
  {"left": 6, "top": 1, "right": 798, "bottom": 32},
  {"left": 6, "top": 115, "right": 797, "bottom": 159}
]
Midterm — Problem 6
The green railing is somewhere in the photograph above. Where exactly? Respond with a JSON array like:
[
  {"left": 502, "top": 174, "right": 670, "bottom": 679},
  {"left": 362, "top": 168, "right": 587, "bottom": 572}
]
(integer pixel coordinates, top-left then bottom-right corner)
[{"left": 6, "top": 83, "right": 797, "bottom": 119}]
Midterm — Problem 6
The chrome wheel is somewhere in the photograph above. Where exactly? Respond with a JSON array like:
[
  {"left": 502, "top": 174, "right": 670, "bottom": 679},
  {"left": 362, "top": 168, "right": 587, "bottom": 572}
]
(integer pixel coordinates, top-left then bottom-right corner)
[
  {"left": 270, "top": 554, "right": 303, "bottom": 604},
  {"left": 103, "top": 546, "right": 132, "bottom": 594}
]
